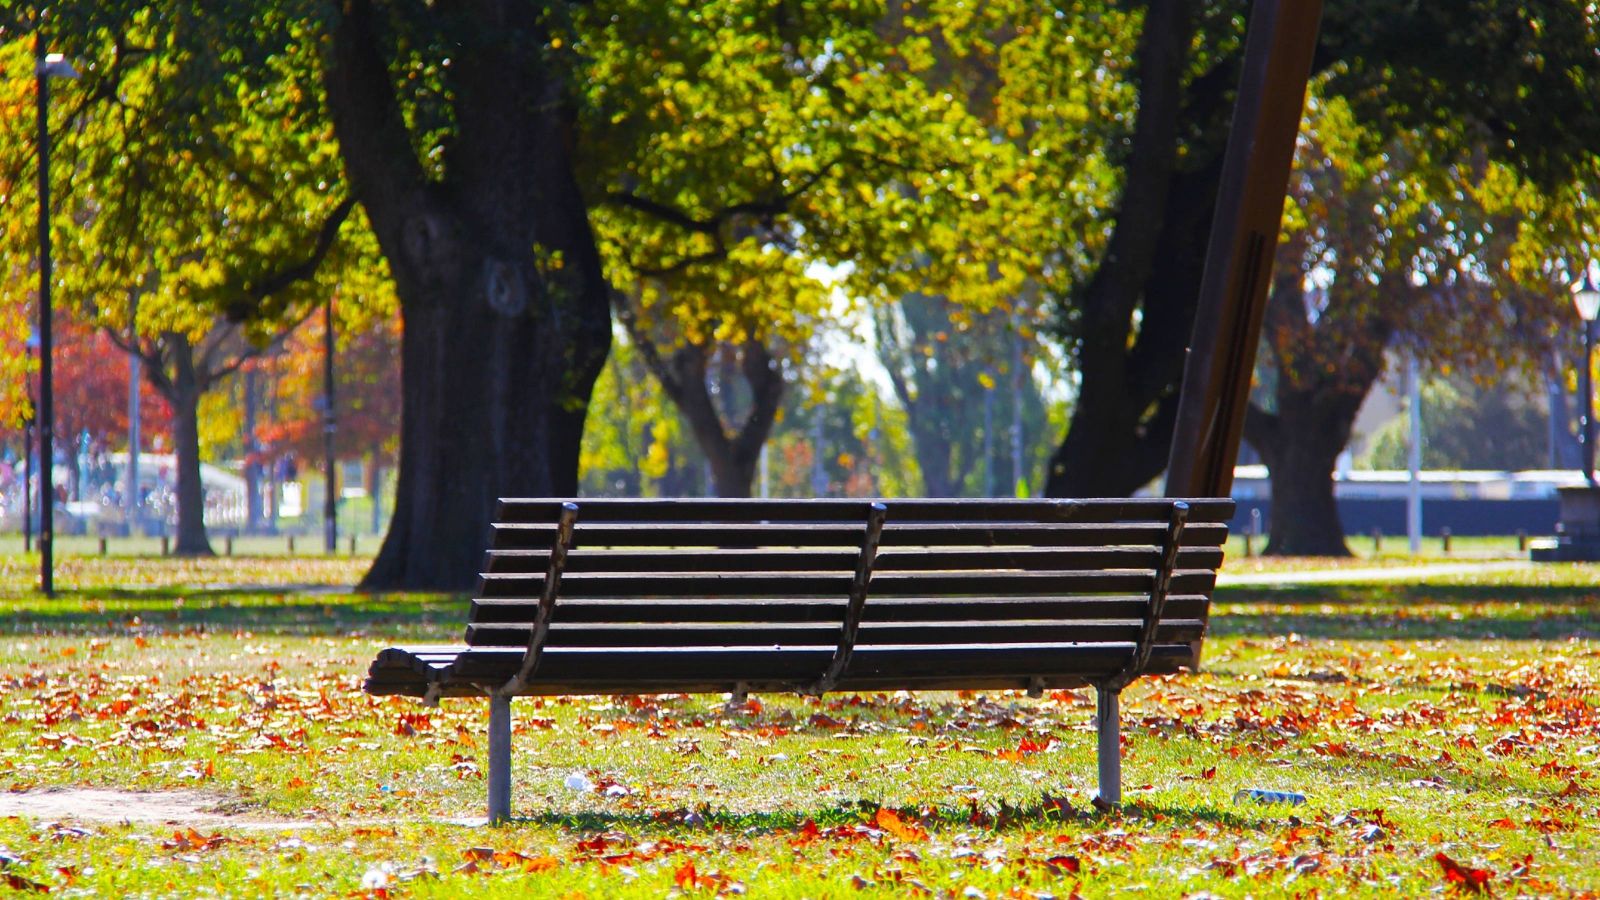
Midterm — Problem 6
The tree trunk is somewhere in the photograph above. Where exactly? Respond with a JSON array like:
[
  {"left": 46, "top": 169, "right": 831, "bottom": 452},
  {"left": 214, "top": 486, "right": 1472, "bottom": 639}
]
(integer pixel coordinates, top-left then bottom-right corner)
[
  {"left": 325, "top": 2, "right": 612, "bottom": 590},
  {"left": 359, "top": 251, "right": 608, "bottom": 588},
  {"left": 1252, "top": 413, "right": 1350, "bottom": 555},
  {"left": 166, "top": 338, "right": 214, "bottom": 557},
  {"left": 1042, "top": 0, "right": 1238, "bottom": 498},
  {"left": 903, "top": 407, "right": 958, "bottom": 496},
  {"left": 630, "top": 335, "right": 784, "bottom": 499}
]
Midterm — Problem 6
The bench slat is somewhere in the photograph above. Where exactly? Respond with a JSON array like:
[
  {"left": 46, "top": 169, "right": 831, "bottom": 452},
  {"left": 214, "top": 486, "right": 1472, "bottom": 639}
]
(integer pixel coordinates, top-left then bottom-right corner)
[
  {"left": 475, "top": 569, "right": 1216, "bottom": 599},
  {"left": 491, "top": 521, "right": 1229, "bottom": 550},
  {"left": 483, "top": 546, "right": 1225, "bottom": 575},
  {"left": 365, "top": 641, "right": 1198, "bottom": 697},
  {"left": 465, "top": 618, "right": 1202, "bottom": 648},
  {"left": 467, "top": 621, "right": 844, "bottom": 648},
  {"left": 532, "top": 646, "right": 835, "bottom": 681},
  {"left": 859, "top": 594, "right": 1210, "bottom": 622},
  {"left": 844, "top": 641, "right": 1195, "bottom": 679},
  {"left": 495, "top": 497, "right": 1235, "bottom": 525},
  {"left": 465, "top": 594, "right": 1211, "bottom": 625},
  {"left": 469, "top": 597, "right": 850, "bottom": 624}
]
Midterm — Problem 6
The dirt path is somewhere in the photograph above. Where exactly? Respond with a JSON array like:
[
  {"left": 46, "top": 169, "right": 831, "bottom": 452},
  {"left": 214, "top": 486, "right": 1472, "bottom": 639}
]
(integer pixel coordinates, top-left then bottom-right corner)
[{"left": 0, "top": 789, "right": 482, "bottom": 829}]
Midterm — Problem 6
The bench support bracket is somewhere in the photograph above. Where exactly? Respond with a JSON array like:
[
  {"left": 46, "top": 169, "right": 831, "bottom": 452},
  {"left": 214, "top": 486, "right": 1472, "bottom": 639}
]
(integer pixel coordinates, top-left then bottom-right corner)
[
  {"left": 488, "top": 694, "right": 512, "bottom": 824},
  {"left": 1096, "top": 686, "right": 1120, "bottom": 807}
]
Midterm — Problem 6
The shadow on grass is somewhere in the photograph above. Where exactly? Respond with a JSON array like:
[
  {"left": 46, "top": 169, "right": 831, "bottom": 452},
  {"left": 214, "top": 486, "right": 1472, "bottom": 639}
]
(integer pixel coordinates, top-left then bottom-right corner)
[
  {"left": 1, "top": 583, "right": 1594, "bottom": 643},
  {"left": 0, "top": 588, "right": 470, "bottom": 640},
  {"left": 500, "top": 797, "right": 1267, "bottom": 835},
  {"left": 1212, "top": 585, "right": 1600, "bottom": 641}
]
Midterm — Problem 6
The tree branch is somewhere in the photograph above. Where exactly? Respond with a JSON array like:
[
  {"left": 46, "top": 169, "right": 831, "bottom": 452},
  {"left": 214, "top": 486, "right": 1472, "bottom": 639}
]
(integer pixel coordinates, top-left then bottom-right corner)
[
  {"left": 612, "top": 291, "right": 684, "bottom": 398},
  {"left": 230, "top": 194, "right": 357, "bottom": 317}
]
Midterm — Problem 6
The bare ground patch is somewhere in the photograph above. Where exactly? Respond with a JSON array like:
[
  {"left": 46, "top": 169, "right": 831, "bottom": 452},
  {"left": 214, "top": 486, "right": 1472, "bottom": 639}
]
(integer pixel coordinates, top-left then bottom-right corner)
[{"left": 0, "top": 789, "right": 483, "bottom": 829}]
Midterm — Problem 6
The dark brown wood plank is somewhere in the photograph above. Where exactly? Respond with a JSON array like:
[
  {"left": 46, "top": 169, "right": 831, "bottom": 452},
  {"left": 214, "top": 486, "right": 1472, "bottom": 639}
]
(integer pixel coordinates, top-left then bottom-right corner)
[
  {"left": 469, "top": 597, "right": 851, "bottom": 624},
  {"left": 496, "top": 499, "right": 880, "bottom": 524},
  {"left": 865, "top": 570, "right": 1216, "bottom": 596},
  {"left": 478, "top": 568, "right": 1214, "bottom": 601},
  {"left": 872, "top": 498, "right": 1233, "bottom": 524},
  {"left": 491, "top": 521, "right": 1229, "bottom": 551},
  {"left": 855, "top": 619, "right": 1205, "bottom": 645},
  {"left": 486, "top": 548, "right": 859, "bottom": 575},
  {"left": 484, "top": 546, "right": 1224, "bottom": 575},
  {"left": 844, "top": 641, "right": 1195, "bottom": 679},
  {"left": 479, "top": 572, "right": 855, "bottom": 599},
  {"left": 533, "top": 646, "right": 834, "bottom": 681},
  {"left": 493, "top": 523, "right": 866, "bottom": 550},
  {"left": 468, "top": 594, "right": 1211, "bottom": 626},
  {"left": 494, "top": 497, "right": 1234, "bottom": 525},
  {"left": 871, "top": 546, "right": 1223, "bottom": 572},
  {"left": 876, "top": 522, "right": 1228, "bottom": 548},
  {"left": 858, "top": 595, "right": 1211, "bottom": 622},
  {"left": 467, "top": 621, "right": 843, "bottom": 648}
]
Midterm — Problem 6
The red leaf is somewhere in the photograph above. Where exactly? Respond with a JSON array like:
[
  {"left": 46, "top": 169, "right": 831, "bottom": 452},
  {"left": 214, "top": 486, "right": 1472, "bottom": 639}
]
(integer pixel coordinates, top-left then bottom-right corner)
[
  {"left": 1045, "top": 855, "right": 1081, "bottom": 874},
  {"left": 1, "top": 873, "right": 47, "bottom": 893},
  {"left": 789, "top": 819, "right": 821, "bottom": 847},
  {"left": 1434, "top": 852, "right": 1494, "bottom": 894}
]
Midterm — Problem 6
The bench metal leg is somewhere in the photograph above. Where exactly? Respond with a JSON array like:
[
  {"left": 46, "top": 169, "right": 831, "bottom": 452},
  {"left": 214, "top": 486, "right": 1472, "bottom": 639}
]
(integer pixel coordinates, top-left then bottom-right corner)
[
  {"left": 488, "top": 694, "right": 512, "bottom": 824},
  {"left": 1096, "top": 686, "right": 1121, "bottom": 807}
]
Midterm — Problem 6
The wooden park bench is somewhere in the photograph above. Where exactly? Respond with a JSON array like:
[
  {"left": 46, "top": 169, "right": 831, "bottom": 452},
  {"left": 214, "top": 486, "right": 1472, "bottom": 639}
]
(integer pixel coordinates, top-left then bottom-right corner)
[{"left": 364, "top": 497, "right": 1232, "bottom": 822}]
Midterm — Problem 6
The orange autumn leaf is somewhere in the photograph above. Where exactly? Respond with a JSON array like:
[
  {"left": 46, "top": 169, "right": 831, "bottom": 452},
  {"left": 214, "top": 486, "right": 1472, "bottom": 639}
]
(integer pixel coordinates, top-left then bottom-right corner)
[
  {"left": 1435, "top": 852, "right": 1494, "bottom": 894},
  {"left": 874, "top": 808, "right": 928, "bottom": 843}
]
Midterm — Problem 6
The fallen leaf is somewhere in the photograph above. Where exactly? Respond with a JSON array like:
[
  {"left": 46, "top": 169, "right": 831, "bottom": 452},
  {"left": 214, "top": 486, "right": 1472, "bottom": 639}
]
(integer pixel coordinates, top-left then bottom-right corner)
[{"left": 1434, "top": 852, "right": 1493, "bottom": 894}]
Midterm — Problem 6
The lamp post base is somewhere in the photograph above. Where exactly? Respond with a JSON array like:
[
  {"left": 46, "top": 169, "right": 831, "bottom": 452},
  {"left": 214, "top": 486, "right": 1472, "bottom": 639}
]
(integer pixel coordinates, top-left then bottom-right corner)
[{"left": 1532, "top": 485, "right": 1600, "bottom": 561}]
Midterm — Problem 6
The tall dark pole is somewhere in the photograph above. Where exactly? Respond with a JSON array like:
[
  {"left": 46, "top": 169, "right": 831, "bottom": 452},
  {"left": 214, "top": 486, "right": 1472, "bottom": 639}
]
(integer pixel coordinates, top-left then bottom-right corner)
[
  {"left": 323, "top": 296, "right": 337, "bottom": 554},
  {"left": 35, "top": 39, "right": 55, "bottom": 598},
  {"left": 1584, "top": 320, "right": 1595, "bottom": 484},
  {"left": 1163, "top": 0, "right": 1323, "bottom": 499}
]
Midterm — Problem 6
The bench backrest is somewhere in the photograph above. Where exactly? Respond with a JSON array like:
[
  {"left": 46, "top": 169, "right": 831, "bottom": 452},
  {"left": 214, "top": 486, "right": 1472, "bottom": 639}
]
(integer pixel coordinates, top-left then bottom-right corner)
[{"left": 466, "top": 498, "right": 1231, "bottom": 694}]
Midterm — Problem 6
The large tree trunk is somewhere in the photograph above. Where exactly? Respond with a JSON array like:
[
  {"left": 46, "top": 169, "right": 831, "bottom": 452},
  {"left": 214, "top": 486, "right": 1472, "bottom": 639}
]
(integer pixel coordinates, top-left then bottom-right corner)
[
  {"left": 1042, "top": 0, "right": 1225, "bottom": 498},
  {"left": 360, "top": 241, "right": 608, "bottom": 588},
  {"left": 326, "top": 1, "right": 611, "bottom": 590},
  {"left": 1245, "top": 404, "right": 1351, "bottom": 556},
  {"left": 165, "top": 337, "right": 214, "bottom": 557}
]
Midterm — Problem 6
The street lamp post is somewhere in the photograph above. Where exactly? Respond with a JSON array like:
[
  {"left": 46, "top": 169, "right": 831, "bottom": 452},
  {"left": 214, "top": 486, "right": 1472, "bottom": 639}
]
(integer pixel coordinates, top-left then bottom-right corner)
[
  {"left": 35, "top": 43, "right": 79, "bottom": 598},
  {"left": 1574, "top": 271, "right": 1600, "bottom": 484}
]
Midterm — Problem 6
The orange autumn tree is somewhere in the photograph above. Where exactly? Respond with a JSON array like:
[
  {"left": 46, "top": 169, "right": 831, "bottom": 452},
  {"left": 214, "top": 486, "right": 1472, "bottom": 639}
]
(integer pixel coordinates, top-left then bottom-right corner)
[
  {"left": 44, "top": 319, "right": 173, "bottom": 500},
  {"left": 255, "top": 305, "right": 400, "bottom": 532},
  {"left": 0, "top": 315, "right": 174, "bottom": 498}
]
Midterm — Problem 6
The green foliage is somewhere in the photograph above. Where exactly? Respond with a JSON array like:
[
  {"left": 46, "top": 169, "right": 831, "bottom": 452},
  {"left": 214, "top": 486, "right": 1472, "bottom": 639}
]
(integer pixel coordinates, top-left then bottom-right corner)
[
  {"left": 876, "top": 292, "right": 1054, "bottom": 496},
  {"left": 1322, "top": 0, "right": 1600, "bottom": 191},
  {"left": 1359, "top": 373, "right": 1551, "bottom": 472},
  {"left": 579, "top": 333, "right": 707, "bottom": 497}
]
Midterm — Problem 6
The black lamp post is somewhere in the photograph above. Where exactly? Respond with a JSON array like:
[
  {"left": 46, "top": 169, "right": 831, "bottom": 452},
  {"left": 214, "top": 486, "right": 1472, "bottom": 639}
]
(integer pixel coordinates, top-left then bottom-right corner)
[
  {"left": 35, "top": 43, "right": 79, "bottom": 598},
  {"left": 1575, "top": 271, "right": 1600, "bottom": 485}
]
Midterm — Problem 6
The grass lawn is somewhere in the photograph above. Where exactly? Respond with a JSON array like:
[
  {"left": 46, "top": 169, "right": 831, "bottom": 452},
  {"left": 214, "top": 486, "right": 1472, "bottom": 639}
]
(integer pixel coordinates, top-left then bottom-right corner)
[{"left": 0, "top": 551, "right": 1594, "bottom": 897}]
